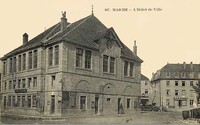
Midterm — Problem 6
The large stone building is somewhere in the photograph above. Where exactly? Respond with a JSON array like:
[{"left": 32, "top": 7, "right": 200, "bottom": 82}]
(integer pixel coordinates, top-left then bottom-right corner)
[
  {"left": 0, "top": 12, "right": 143, "bottom": 116},
  {"left": 151, "top": 62, "right": 199, "bottom": 111}
]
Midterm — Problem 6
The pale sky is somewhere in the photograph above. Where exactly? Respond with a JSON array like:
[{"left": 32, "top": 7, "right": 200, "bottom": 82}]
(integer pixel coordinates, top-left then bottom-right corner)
[{"left": 0, "top": 0, "right": 200, "bottom": 79}]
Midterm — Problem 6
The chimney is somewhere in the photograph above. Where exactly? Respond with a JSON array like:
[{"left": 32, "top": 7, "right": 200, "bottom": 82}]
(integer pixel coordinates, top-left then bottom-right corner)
[
  {"left": 183, "top": 62, "right": 186, "bottom": 69},
  {"left": 133, "top": 40, "right": 137, "bottom": 55},
  {"left": 23, "top": 33, "right": 28, "bottom": 44},
  {"left": 61, "top": 11, "right": 67, "bottom": 32},
  {"left": 190, "top": 62, "right": 193, "bottom": 70}
]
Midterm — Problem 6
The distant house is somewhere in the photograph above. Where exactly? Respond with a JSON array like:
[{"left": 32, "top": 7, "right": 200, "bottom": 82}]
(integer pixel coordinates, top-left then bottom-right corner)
[
  {"left": 0, "top": 12, "right": 143, "bottom": 116},
  {"left": 151, "top": 62, "right": 199, "bottom": 111}
]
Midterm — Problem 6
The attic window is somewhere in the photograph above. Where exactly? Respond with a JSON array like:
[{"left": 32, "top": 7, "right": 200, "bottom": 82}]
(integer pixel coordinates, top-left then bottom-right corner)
[{"left": 166, "top": 72, "right": 170, "bottom": 77}]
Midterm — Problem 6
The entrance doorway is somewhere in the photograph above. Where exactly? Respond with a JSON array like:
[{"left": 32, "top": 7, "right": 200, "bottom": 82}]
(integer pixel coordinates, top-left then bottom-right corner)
[
  {"left": 51, "top": 95, "right": 55, "bottom": 114},
  {"left": 95, "top": 97, "right": 99, "bottom": 114},
  {"left": 118, "top": 98, "right": 121, "bottom": 114},
  {"left": 178, "top": 100, "right": 182, "bottom": 107}
]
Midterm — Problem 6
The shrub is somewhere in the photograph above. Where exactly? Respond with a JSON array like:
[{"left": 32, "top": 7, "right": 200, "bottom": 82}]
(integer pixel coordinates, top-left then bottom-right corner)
[{"left": 182, "top": 110, "right": 189, "bottom": 120}]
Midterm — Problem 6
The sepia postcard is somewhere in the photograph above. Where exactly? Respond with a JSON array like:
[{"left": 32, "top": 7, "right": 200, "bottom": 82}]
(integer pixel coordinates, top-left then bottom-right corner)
[{"left": 0, "top": 0, "right": 200, "bottom": 124}]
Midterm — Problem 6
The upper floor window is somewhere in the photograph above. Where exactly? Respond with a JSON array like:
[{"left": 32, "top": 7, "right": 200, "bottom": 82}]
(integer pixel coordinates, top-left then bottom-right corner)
[
  {"left": 190, "top": 81, "right": 193, "bottom": 87},
  {"left": 103, "top": 55, "right": 109, "bottom": 72},
  {"left": 18, "top": 55, "right": 22, "bottom": 71},
  {"left": 145, "top": 89, "right": 148, "bottom": 94},
  {"left": 3, "top": 61, "right": 6, "bottom": 75},
  {"left": 175, "top": 81, "right": 178, "bottom": 86},
  {"left": 13, "top": 57, "right": 16, "bottom": 73},
  {"left": 175, "top": 90, "right": 178, "bottom": 95},
  {"left": 22, "top": 54, "right": 26, "bottom": 70},
  {"left": 76, "top": 48, "right": 83, "bottom": 67},
  {"left": 33, "top": 77, "right": 37, "bottom": 87},
  {"left": 166, "top": 72, "right": 170, "bottom": 77},
  {"left": 13, "top": 80, "right": 16, "bottom": 89},
  {"left": 22, "top": 79, "right": 26, "bottom": 88},
  {"left": 166, "top": 81, "right": 170, "bottom": 86},
  {"left": 55, "top": 46, "right": 59, "bottom": 65},
  {"left": 182, "top": 90, "right": 186, "bottom": 96},
  {"left": 166, "top": 90, "right": 170, "bottom": 95},
  {"left": 51, "top": 75, "right": 56, "bottom": 87},
  {"left": 49, "top": 47, "right": 53, "bottom": 66},
  {"left": 9, "top": 81, "right": 12, "bottom": 90},
  {"left": 175, "top": 72, "right": 179, "bottom": 77},
  {"left": 33, "top": 50, "right": 38, "bottom": 68},
  {"left": 124, "top": 61, "right": 129, "bottom": 76},
  {"left": 85, "top": 50, "right": 91, "bottom": 69},
  {"left": 28, "top": 51, "right": 33, "bottom": 69},
  {"left": 129, "top": 62, "right": 134, "bottom": 77},
  {"left": 181, "top": 72, "right": 186, "bottom": 78},
  {"left": 182, "top": 81, "right": 185, "bottom": 86},
  {"left": 28, "top": 78, "right": 31, "bottom": 88},
  {"left": 18, "top": 79, "right": 21, "bottom": 88},
  {"left": 9, "top": 58, "right": 13, "bottom": 73},
  {"left": 110, "top": 57, "right": 115, "bottom": 73}
]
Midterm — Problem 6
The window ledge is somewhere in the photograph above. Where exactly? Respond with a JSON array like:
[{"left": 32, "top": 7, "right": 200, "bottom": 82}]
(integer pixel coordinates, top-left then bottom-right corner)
[
  {"left": 76, "top": 67, "right": 92, "bottom": 72},
  {"left": 48, "top": 65, "right": 59, "bottom": 69},
  {"left": 103, "top": 72, "right": 116, "bottom": 76}
]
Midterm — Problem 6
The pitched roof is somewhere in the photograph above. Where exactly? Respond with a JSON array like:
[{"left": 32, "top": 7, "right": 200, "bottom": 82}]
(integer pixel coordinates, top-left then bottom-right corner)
[
  {"left": 141, "top": 74, "right": 149, "bottom": 81},
  {"left": 2, "top": 14, "right": 142, "bottom": 63},
  {"left": 152, "top": 63, "right": 200, "bottom": 81}
]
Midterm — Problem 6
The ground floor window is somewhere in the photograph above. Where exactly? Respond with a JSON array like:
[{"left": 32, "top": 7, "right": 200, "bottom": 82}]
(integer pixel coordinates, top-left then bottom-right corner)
[
  {"left": 190, "top": 100, "right": 194, "bottom": 106},
  {"left": 80, "top": 96, "right": 86, "bottom": 110},
  {"left": 22, "top": 96, "right": 26, "bottom": 107},
  {"left": 182, "top": 100, "right": 187, "bottom": 106},
  {"left": 17, "top": 96, "right": 21, "bottom": 107},
  {"left": 27, "top": 95, "right": 31, "bottom": 107},
  {"left": 12, "top": 96, "right": 16, "bottom": 107},
  {"left": 166, "top": 99, "right": 170, "bottom": 106},
  {"left": 127, "top": 98, "right": 131, "bottom": 109},
  {"left": 32, "top": 95, "right": 36, "bottom": 107}
]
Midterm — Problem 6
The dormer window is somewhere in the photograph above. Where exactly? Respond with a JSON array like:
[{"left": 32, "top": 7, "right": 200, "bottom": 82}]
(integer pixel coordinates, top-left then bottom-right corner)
[
  {"left": 181, "top": 72, "right": 186, "bottom": 78},
  {"left": 166, "top": 72, "right": 170, "bottom": 78},
  {"left": 175, "top": 72, "right": 179, "bottom": 78},
  {"left": 190, "top": 72, "right": 194, "bottom": 78}
]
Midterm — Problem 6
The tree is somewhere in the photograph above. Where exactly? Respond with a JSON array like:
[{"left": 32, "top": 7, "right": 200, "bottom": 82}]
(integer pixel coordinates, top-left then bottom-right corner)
[{"left": 192, "top": 80, "right": 200, "bottom": 105}]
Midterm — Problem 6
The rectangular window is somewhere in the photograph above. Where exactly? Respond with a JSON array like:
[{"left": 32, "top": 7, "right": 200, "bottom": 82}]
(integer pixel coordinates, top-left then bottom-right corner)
[
  {"left": 9, "top": 81, "right": 12, "bottom": 90},
  {"left": 182, "top": 81, "right": 185, "bottom": 86},
  {"left": 80, "top": 96, "right": 86, "bottom": 110},
  {"left": 33, "top": 50, "right": 38, "bottom": 68},
  {"left": 190, "top": 90, "right": 195, "bottom": 96},
  {"left": 190, "top": 100, "right": 194, "bottom": 106},
  {"left": 8, "top": 96, "right": 11, "bottom": 107},
  {"left": 51, "top": 75, "right": 56, "bottom": 87},
  {"left": 5, "top": 82, "right": 7, "bottom": 90},
  {"left": 129, "top": 62, "right": 134, "bottom": 77},
  {"left": 85, "top": 50, "right": 91, "bottom": 69},
  {"left": 22, "top": 96, "right": 25, "bottom": 107},
  {"left": 182, "top": 100, "right": 187, "bottom": 106},
  {"left": 9, "top": 58, "right": 13, "bottom": 73},
  {"left": 18, "top": 79, "right": 21, "bottom": 88},
  {"left": 145, "top": 89, "right": 148, "bottom": 94},
  {"left": 127, "top": 98, "right": 131, "bottom": 109},
  {"left": 22, "top": 54, "right": 26, "bottom": 70},
  {"left": 17, "top": 96, "right": 21, "bottom": 107},
  {"left": 12, "top": 96, "right": 15, "bottom": 107},
  {"left": 55, "top": 45, "right": 59, "bottom": 65},
  {"left": 49, "top": 47, "right": 53, "bottom": 66},
  {"left": 166, "top": 99, "right": 170, "bottom": 106},
  {"left": 175, "top": 90, "right": 178, "bottom": 96},
  {"left": 22, "top": 79, "right": 26, "bottom": 88},
  {"left": 175, "top": 81, "right": 178, "bottom": 86},
  {"left": 124, "top": 61, "right": 128, "bottom": 76},
  {"left": 28, "top": 78, "right": 31, "bottom": 88},
  {"left": 3, "top": 61, "right": 6, "bottom": 75},
  {"left": 27, "top": 95, "right": 31, "bottom": 107},
  {"left": 33, "top": 77, "right": 37, "bottom": 87},
  {"left": 13, "top": 80, "right": 16, "bottom": 89},
  {"left": 18, "top": 55, "right": 22, "bottom": 71},
  {"left": 166, "top": 90, "right": 170, "bottom": 95},
  {"left": 103, "top": 55, "right": 109, "bottom": 72},
  {"left": 76, "top": 48, "right": 83, "bottom": 67},
  {"left": 166, "top": 81, "right": 170, "bottom": 86},
  {"left": 106, "top": 98, "right": 111, "bottom": 102},
  {"left": 32, "top": 95, "right": 36, "bottom": 107},
  {"left": 13, "top": 57, "right": 16, "bottom": 73},
  {"left": 4, "top": 96, "right": 7, "bottom": 108},
  {"left": 28, "top": 51, "right": 33, "bottom": 69},
  {"left": 110, "top": 57, "right": 115, "bottom": 73},
  {"left": 190, "top": 81, "right": 193, "bottom": 86}
]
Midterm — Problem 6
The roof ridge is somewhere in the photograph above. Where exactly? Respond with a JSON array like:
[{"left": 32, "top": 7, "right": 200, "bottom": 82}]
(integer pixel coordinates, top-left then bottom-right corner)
[{"left": 63, "top": 15, "right": 92, "bottom": 38}]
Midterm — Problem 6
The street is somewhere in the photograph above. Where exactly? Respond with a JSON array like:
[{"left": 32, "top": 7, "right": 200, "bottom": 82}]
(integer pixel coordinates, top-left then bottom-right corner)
[{"left": 0, "top": 111, "right": 196, "bottom": 124}]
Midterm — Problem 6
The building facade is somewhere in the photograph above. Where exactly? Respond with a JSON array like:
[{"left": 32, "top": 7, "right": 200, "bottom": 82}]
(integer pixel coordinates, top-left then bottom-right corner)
[
  {"left": 151, "top": 62, "right": 199, "bottom": 111},
  {"left": 0, "top": 12, "right": 143, "bottom": 116}
]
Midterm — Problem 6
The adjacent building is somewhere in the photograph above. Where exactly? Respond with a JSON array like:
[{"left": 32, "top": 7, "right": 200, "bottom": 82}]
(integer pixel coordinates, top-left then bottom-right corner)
[
  {"left": 140, "top": 74, "right": 151, "bottom": 105},
  {"left": 151, "top": 62, "right": 199, "bottom": 111},
  {"left": 0, "top": 12, "right": 143, "bottom": 116}
]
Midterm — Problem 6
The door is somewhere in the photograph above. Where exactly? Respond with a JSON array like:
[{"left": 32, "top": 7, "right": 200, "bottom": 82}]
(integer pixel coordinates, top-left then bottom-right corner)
[
  {"left": 178, "top": 100, "right": 182, "bottom": 108},
  {"left": 51, "top": 95, "right": 55, "bottom": 114},
  {"left": 118, "top": 98, "right": 121, "bottom": 114},
  {"left": 95, "top": 97, "right": 99, "bottom": 114}
]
